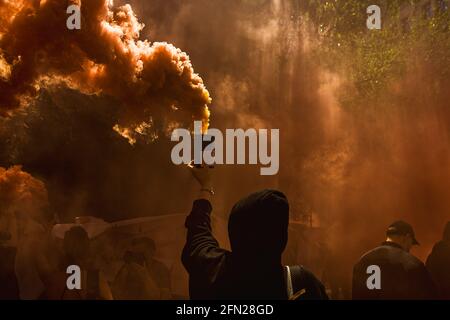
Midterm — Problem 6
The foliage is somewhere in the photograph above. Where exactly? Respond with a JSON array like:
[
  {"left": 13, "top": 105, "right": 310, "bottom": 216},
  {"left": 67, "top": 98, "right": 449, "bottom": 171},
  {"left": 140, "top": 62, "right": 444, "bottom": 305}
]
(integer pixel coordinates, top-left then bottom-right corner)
[{"left": 303, "top": 0, "right": 450, "bottom": 109}]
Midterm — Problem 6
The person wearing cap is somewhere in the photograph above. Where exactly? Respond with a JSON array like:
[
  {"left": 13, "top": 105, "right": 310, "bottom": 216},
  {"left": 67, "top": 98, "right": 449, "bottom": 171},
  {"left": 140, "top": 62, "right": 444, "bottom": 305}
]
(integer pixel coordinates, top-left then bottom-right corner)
[
  {"left": 352, "top": 220, "right": 437, "bottom": 300},
  {"left": 426, "top": 221, "right": 450, "bottom": 299}
]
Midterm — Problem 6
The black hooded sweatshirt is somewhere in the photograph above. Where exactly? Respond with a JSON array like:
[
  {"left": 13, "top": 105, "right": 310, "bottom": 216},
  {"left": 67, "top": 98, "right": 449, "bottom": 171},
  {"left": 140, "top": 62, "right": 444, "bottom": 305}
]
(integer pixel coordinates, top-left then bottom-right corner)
[{"left": 182, "top": 189, "right": 327, "bottom": 300}]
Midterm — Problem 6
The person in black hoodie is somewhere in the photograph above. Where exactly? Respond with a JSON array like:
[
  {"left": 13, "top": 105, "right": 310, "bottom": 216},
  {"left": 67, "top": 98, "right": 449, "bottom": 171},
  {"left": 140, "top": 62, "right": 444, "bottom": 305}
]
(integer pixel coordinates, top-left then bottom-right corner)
[
  {"left": 182, "top": 165, "right": 327, "bottom": 300},
  {"left": 426, "top": 221, "right": 450, "bottom": 299}
]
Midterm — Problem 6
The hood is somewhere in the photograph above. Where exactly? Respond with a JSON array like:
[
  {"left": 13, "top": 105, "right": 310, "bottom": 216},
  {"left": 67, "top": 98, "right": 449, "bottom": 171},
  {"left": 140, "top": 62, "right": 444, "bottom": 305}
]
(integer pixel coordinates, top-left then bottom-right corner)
[{"left": 228, "top": 189, "right": 289, "bottom": 260}]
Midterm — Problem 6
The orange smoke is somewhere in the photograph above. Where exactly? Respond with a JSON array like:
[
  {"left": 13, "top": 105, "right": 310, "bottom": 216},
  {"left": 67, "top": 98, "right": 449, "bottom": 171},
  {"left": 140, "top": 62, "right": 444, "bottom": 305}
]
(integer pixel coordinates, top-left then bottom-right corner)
[
  {"left": 0, "top": 0, "right": 211, "bottom": 143},
  {"left": 0, "top": 165, "right": 48, "bottom": 211}
]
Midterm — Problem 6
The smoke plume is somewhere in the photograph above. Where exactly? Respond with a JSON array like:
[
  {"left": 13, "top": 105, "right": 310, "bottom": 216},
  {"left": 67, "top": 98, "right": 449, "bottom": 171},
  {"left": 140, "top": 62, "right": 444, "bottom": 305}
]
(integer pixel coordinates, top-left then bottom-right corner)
[
  {"left": 0, "top": 165, "right": 48, "bottom": 212},
  {"left": 0, "top": 0, "right": 211, "bottom": 143}
]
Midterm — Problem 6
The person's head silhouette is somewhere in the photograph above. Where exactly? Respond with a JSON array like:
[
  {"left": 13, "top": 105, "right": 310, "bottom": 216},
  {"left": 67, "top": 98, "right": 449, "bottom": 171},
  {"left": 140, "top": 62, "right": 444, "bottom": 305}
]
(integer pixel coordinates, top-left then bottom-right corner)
[{"left": 228, "top": 189, "right": 289, "bottom": 262}]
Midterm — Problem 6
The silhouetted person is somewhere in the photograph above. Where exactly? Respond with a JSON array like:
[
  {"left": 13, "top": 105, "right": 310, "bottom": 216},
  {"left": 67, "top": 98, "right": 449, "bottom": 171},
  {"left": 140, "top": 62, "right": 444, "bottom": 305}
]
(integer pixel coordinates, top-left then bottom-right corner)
[
  {"left": 0, "top": 231, "right": 19, "bottom": 299},
  {"left": 352, "top": 220, "right": 436, "bottom": 300},
  {"left": 182, "top": 165, "right": 328, "bottom": 300},
  {"left": 45, "top": 226, "right": 112, "bottom": 300},
  {"left": 426, "top": 221, "right": 450, "bottom": 299},
  {"left": 132, "top": 237, "right": 172, "bottom": 299},
  {"left": 112, "top": 247, "right": 160, "bottom": 300}
]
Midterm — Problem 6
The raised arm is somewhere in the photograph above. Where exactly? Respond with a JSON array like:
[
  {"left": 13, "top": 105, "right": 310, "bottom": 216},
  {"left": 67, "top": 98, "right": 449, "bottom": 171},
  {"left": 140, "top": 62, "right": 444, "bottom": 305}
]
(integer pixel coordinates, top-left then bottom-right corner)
[{"left": 181, "top": 164, "right": 228, "bottom": 293}]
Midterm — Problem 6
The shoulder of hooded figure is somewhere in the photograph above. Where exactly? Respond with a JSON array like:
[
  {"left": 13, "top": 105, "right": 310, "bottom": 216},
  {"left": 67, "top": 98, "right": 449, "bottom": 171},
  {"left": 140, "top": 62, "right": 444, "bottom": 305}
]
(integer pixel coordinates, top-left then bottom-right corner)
[
  {"left": 291, "top": 265, "right": 328, "bottom": 300},
  {"left": 303, "top": 267, "right": 327, "bottom": 288}
]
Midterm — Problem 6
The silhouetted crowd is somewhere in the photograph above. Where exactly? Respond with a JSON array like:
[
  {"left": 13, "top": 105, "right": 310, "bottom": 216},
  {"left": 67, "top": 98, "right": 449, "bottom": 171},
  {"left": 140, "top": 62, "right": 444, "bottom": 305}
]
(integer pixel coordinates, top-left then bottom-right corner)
[
  {"left": 1, "top": 183, "right": 449, "bottom": 300},
  {"left": 181, "top": 166, "right": 450, "bottom": 300},
  {"left": 0, "top": 225, "right": 171, "bottom": 300}
]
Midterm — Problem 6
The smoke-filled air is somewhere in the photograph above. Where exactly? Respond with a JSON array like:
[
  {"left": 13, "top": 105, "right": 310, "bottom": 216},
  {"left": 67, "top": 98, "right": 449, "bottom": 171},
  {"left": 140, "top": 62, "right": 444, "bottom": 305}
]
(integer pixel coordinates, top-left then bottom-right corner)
[{"left": 0, "top": 0, "right": 449, "bottom": 300}]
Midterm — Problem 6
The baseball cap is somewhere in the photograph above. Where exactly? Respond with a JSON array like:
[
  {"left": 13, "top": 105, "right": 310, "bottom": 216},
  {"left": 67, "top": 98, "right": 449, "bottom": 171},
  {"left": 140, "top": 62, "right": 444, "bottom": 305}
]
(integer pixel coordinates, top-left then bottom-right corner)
[{"left": 386, "top": 220, "right": 420, "bottom": 245}]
